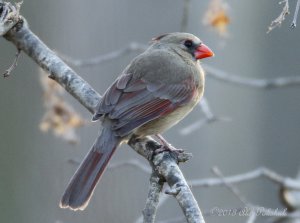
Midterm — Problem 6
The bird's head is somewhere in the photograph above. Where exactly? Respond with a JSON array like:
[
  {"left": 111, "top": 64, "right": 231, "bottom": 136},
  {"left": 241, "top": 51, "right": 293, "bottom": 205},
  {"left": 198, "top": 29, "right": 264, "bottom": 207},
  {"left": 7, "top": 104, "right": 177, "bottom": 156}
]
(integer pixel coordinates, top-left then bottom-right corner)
[{"left": 151, "top": 32, "right": 214, "bottom": 61}]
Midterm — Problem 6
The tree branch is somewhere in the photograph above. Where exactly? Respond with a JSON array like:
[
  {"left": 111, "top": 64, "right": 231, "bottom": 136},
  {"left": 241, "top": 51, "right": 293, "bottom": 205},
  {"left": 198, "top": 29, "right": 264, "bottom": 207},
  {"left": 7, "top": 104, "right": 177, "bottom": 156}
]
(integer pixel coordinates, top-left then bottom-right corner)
[
  {"left": 4, "top": 17, "right": 100, "bottom": 113},
  {"left": 129, "top": 137, "right": 205, "bottom": 223},
  {"left": 180, "top": 97, "right": 230, "bottom": 135},
  {"left": 189, "top": 166, "right": 300, "bottom": 190},
  {"left": 142, "top": 172, "right": 164, "bottom": 223},
  {"left": 291, "top": 0, "right": 300, "bottom": 28},
  {"left": 108, "top": 159, "right": 152, "bottom": 174},
  {"left": 2, "top": 48, "right": 21, "bottom": 77},
  {"left": 59, "top": 42, "right": 147, "bottom": 67},
  {"left": 68, "top": 158, "right": 152, "bottom": 174},
  {"left": 267, "top": 0, "right": 290, "bottom": 33},
  {"left": 1, "top": 3, "right": 205, "bottom": 223},
  {"left": 211, "top": 167, "right": 258, "bottom": 223},
  {"left": 203, "top": 64, "right": 300, "bottom": 88}
]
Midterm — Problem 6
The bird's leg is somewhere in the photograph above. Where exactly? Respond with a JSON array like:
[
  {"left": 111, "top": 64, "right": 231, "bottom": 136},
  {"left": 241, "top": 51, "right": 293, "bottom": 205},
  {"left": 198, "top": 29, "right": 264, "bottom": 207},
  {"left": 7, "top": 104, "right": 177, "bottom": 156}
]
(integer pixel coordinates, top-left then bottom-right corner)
[{"left": 154, "top": 134, "right": 184, "bottom": 154}]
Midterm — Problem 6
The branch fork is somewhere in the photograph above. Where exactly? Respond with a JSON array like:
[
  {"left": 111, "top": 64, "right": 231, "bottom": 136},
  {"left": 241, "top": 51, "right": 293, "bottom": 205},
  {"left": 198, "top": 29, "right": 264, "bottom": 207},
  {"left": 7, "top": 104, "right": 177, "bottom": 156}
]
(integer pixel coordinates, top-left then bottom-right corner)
[{"left": 129, "top": 137, "right": 204, "bottom": 223}]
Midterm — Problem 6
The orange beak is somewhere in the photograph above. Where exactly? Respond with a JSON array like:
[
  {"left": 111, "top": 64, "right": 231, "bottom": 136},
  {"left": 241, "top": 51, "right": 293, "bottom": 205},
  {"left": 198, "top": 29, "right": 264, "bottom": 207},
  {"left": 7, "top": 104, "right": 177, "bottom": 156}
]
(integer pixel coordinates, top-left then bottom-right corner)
[{"left": 194, "top": 43, "right": 214, "bottom": 60}]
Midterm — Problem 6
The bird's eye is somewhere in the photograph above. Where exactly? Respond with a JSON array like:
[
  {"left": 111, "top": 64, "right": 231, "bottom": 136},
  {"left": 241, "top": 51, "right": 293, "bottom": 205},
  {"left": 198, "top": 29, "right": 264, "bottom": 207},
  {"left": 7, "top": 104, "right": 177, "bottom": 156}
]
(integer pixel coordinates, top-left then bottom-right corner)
[{"left": 184, "top": 40, "right": 193, "bottom": 48}]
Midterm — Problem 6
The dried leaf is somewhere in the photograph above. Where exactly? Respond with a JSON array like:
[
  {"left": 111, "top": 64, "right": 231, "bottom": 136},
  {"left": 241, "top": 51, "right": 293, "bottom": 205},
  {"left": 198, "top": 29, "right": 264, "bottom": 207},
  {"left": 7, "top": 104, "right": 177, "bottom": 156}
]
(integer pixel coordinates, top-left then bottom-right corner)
[
  {"left": 203, "top": 0, "right": 230, "bottom": 37},
  {"left": 39, "top": 70, "right": 87, "bottom": 144}
]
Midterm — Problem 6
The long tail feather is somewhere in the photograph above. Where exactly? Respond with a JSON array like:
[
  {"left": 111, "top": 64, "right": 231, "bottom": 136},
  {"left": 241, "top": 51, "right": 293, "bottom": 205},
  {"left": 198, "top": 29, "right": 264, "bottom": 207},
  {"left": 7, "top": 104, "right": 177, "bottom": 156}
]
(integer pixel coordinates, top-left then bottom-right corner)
[{"left": 60, "top": 124, "right": 121, "bottom": 211}]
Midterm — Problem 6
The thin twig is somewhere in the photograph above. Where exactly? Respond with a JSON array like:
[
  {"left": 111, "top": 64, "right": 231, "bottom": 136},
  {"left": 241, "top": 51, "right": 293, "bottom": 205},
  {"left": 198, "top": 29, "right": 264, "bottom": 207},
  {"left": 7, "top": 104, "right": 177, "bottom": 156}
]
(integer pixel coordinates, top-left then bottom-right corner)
[
  {"left": 291, "top": 0, "right": 300, "bottom": 28},
  {"left": 203, "top": 64, "right": 300, "bottom": 88},
  {"left": 189, "top": 167, "right": 300, "bottom": 190},
  {"left": 211, "top": 167, "right": 259, "bottom": 222},
  {"left": 108, "top": 159, "right": 151, "bottom": 174},
  {"left": 180, "top": 98, "right": 231, "bottom": 135},
  {"left": 68, "top": 158, "right": 152, "bottom": 174},
  {"left": 212, "top": 166, "right": 250, "bottom": 206},
  {"left": 2, "top": 48, "right": 20, "bottom": 77},
  {"left": 59, "top": 42, "right": 147, "bottom": 67},
  {"left": 211, "top": 167, "right": 289, "bottom": 222},
  {"left": 267, "top": 0, "right": 290, "bottom": 33},
  {"left": 198, "top": 97, "right": 214, "bottom": 120}
]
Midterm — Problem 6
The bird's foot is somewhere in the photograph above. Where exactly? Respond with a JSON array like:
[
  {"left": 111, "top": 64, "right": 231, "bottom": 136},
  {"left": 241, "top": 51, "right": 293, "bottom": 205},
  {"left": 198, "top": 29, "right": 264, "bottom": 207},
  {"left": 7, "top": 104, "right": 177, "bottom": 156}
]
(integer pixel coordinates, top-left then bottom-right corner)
[
  {"left": 154, "top": 145, "right": 184, "bottom": 155},
  {"left": 154, "top": 134, "right": 184, "bottom": 155}
]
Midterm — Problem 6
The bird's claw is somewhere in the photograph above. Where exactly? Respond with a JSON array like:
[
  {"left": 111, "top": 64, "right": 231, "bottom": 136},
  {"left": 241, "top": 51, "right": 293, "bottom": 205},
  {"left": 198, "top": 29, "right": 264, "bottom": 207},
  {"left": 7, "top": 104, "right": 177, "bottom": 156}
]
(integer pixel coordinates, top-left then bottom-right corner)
[
  {"left": 154, "top": 144, "right": 184, "bottom": 155},
  {"left": 154, "top": 134, "right": 184, "bottom": 155}
]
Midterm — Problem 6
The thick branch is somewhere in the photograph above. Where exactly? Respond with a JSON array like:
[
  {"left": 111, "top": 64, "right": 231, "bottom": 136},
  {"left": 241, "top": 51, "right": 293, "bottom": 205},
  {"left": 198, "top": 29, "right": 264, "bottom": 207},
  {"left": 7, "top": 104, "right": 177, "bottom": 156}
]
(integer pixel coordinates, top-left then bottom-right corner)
[
  {"left": 142, "top": 172, "right": 164, "bottom": 223},
  {"left": 157, "top": 154, "right": 204, "bottom": 223},
  {"left": 4, "top": 17, "right": 100, "bottom": 113},
  {"left": 129, "top": 137, "right": 205, "bottom": 223}
]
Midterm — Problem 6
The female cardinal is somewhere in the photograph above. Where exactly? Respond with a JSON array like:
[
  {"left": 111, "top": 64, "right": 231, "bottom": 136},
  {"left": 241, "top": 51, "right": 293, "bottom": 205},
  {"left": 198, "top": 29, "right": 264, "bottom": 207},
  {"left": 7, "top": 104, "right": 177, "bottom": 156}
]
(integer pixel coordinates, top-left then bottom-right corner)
[{"left": 60, "top": 32, "right": 214, "bottom": 210}]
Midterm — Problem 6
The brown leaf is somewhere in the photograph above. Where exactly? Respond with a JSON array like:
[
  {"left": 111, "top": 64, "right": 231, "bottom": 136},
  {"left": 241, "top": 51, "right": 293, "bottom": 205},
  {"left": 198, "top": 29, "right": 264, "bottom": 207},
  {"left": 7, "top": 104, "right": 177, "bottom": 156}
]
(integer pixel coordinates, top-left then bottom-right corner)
[
  {"left": 203, "top": 0, "right": 230, "bottom": 37},
  {"left": 39, "top": 70, "right": 87, "bottom": 144}
]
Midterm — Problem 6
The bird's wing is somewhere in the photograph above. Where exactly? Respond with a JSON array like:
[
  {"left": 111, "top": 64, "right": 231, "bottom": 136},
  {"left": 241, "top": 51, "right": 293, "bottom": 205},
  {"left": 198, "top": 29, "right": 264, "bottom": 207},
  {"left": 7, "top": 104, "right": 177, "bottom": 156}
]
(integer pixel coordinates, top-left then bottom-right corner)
[{"left": 93, "top": 72, "right": 196, "bottom": 137}]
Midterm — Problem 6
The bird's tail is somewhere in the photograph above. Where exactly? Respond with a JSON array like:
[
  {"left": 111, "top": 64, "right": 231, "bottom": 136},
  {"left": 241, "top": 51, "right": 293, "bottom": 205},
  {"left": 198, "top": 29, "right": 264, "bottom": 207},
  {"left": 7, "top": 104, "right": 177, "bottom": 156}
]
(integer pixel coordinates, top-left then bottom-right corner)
[{"left": 60, "top": 122, "right": 121, "bottom": 211}]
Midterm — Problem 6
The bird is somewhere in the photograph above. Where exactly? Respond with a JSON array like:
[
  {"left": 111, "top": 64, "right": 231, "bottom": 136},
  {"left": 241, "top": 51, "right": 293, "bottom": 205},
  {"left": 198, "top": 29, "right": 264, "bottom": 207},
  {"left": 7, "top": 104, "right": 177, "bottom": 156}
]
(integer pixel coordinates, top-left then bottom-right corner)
[{"left": 59, "top": 32, "right": 214, "bottom": 211}]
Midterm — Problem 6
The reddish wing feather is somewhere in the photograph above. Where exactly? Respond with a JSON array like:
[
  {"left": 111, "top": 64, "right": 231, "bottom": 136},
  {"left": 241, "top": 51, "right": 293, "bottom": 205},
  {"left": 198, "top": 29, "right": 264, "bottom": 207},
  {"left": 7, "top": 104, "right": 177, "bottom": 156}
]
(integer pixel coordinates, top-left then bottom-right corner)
[{"left": 95, "top": 73, "right": 195, "bottom": 137}]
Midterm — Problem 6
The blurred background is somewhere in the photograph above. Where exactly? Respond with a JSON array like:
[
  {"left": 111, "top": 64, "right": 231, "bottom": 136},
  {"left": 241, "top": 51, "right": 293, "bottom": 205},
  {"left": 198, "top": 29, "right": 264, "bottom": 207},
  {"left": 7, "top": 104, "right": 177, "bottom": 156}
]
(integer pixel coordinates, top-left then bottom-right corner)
[{"left": 0, "top": 0, "right": 300, "bottom": 222}]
